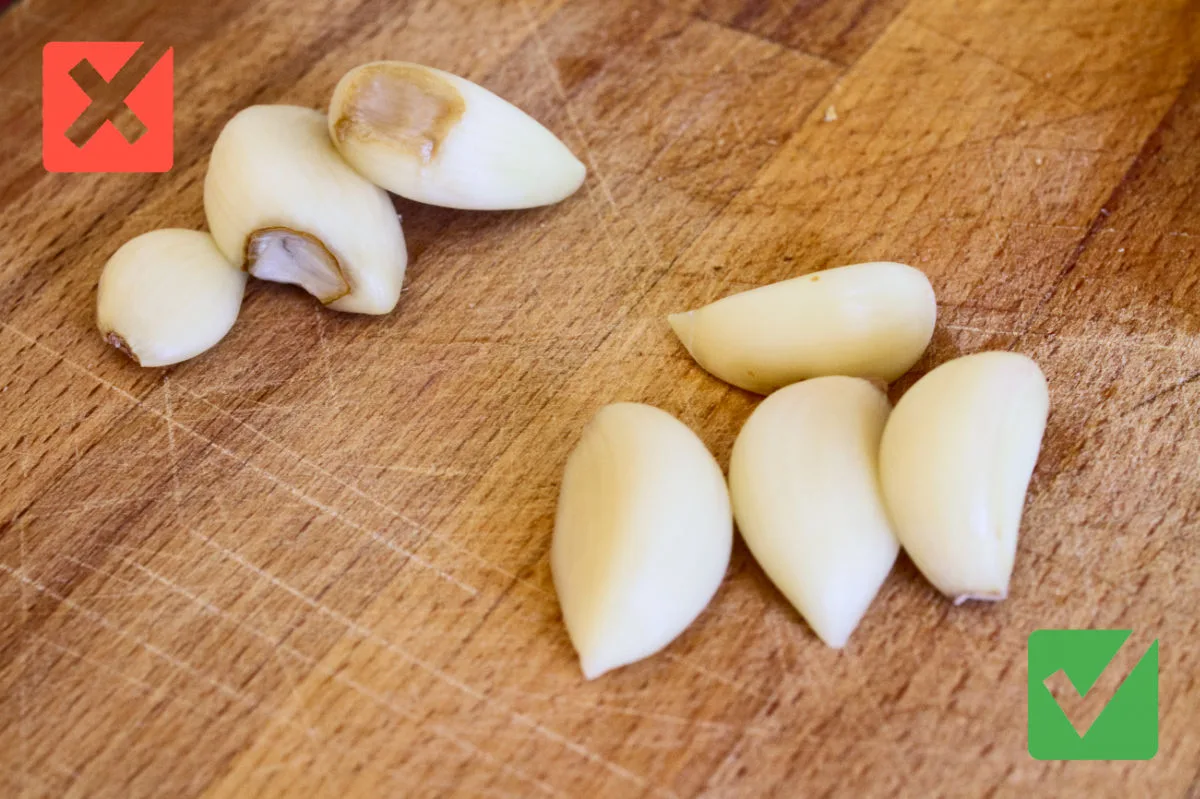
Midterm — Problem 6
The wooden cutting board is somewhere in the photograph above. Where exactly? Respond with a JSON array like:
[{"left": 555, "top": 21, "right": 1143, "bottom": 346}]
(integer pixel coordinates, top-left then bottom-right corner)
[{"left": 1, "top": 1, "right": 1197, "bottom": 796}]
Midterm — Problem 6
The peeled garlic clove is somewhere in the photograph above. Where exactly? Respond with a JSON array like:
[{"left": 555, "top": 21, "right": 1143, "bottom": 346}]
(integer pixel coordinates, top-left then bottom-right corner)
[
  {"left": 668, "top": 262, "right": 936, "bottom": 394},
  {"left": 552, "top": 403, "right": 732, "bottom": 679},
  {"left": 96, "top": 229, "right": 246, "bottom": 367},
  {"left": 879, "top": 352, "right": 1049, "bottom": 603},
  {"left": 204, "top": 105, "right": 407, "bottom": 315},
  {"left": 328, "top": 61, "right": 586, "bottom": 210},
  {"left": 730, "top": 377, "right": 898, "bottom": 648}
]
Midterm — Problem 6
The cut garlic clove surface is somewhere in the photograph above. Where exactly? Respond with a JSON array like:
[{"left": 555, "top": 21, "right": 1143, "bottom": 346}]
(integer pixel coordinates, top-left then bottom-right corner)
[
  {"left": 730, "top": 377, "right": 898, "bottom": 648},
  {"left": 552, "top": 403, "right": 732, "bottom": 679},
  {"left": 204, "top": 104, "right": 407, "bottom": 315},
  {"left": 668, "top": 262, "right": 936, "bottom": 394},
  {"left": 879, "top": 351, "right": 1049, "bottom": 603},
  {"left": 97, "top": 229, "right": 246, "bottom": 367},
  {"left": 328, "top": 61, "right": 586, "bottom": 210}
]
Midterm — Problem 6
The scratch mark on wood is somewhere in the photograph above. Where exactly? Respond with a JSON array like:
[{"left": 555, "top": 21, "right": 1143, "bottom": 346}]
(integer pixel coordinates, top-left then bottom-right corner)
[
  {"left": 312, "top": 306, "right": 342, "bottom": 410},
  {"left": 2, "top": 564, "right": 268, "bottom": 712},
  {"left": 28, "top": 634, "right": 411, "bottom": 794},
  {"left": 181, "top": 386, "right": 535, "bottom": 596},
  {"left": 661, "top": 651, "right": 774, "bottom": 701},
  {"left": 182, "top": 533, "right": 662, "bottom": 795},
  {"left": 18, "top": 516, "right": 30, "bottom": 799},
  {"left": 501, "top": 689, "right": 774, "bottom": 736},
  {"left": 163, "top": 375, "right": 183, "bottom": 516},
  {"left": 1131, "top": 369, "right": 1200, "bottom": 411},
  {"left": 516, "top": 0, "right": 675, "bottom": 311},
  {"left": 0, "top": 321, "right": 479, "bottom": 597},
  {"left": 120, "top": 556, "right": 567, "bottom": 798}
]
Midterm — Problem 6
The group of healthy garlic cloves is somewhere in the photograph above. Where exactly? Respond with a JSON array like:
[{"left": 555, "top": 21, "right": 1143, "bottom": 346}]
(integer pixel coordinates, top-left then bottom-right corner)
[
  {"left": 553, "top": 262, "right": 1049, "bottom": 678},
  {"left": 97, "top": 62, "right": 586, "bottom": 366}
]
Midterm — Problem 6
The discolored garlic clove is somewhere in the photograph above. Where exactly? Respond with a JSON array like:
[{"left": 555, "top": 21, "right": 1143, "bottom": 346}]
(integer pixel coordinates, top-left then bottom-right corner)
[
  {"left": 668, "top": 262, "right": 937, "bottom": 394},
  {"left": 328, "top": 61, "right": 586, "bottom": 210},
  {"left": 204, "top": 104, "right": 407, "bottom": 315},
  {"left": 552, "top": 403, "right": 732, "bottom": 679},
  {"left": 879, "top": 351, "right": 1049, "bottom": 604},
  {"left": 730, "top": 377, "right": 898, "bottom": 648},
  {"left": 97, "top": 229, "right": 246, "bottom": 367}
]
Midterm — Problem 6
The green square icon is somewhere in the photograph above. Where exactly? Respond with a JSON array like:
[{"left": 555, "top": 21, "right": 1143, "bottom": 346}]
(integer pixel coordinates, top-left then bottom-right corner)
[{"left": 1028, "top": 629, "right": 1158, "bottom": 760}]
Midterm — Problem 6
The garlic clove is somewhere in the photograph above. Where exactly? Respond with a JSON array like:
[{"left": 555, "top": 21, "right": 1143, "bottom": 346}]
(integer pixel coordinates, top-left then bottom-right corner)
[
  {"left": 328, "top": 61, "right": 586, "bottom": 210},
  {"left": 552, "top": 403, "right": 732, "bottom": 679},
  {"left": 878, "top": 351, "right": 1049, "bottom": 603},
  {"left": 730, "top": 377, "right": 898, "bottom": 648},
  {"left": 204, "top": 104, "right": 407, "bottom": 315},
  {"left": 668, "top": 262, "right": 937, "bottom": 394},
  {"left": 96, "top": 229, "right": 246, "bottom": 367}
]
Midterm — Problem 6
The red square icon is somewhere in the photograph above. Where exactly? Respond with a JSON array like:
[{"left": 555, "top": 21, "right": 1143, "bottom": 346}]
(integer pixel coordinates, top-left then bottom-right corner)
[{"left": 43, "top": 42, "right": 174, "bottom": 173}]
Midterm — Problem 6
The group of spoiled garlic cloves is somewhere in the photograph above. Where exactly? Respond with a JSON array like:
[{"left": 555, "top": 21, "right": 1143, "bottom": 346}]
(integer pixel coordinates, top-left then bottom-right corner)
[
  {"left": 553, "top": 263, "right": 1049, "bottom": 679},
  {"left": 97, "top": 62, "right": 585, "bottom": 367}
]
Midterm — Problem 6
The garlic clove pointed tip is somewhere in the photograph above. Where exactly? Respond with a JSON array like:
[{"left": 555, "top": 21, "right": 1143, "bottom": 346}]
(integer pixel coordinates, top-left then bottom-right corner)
[
  {"left": 562, "top": 616, "right": 618, "bottom": 680},
  {"left": 822, "top": 635, "right": 849, "bottom": 650},
  {"left": 810, "top": 616, "right": 853, "bottom": 649},
  {"left": 667, "top": 311, "right": 694, "bottom": 349},
  {"left": 578, "top": 653, "right": 613, "bottom": 681},
  {"left": 556, "top": 159, "right": 588, "bottom": 206}
]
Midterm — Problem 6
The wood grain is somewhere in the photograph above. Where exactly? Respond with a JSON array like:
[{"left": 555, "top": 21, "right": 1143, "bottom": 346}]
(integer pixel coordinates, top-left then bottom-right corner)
[{"left": 1, "top": 0, "right": 1197, "bottom": 796}]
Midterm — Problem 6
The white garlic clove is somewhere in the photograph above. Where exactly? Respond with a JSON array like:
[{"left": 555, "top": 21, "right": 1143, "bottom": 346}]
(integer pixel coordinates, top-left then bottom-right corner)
[
  {"left": 328, "top": 61, "right": 586, "bottom": 210},
  {"left": 879, "top": 351, "right": 1049, "bottom": 603},
  {"left": 96, "top": 229, "right": 246, "bottom": 367},
  {"left": 730, "top": 377, "right": 898, "bottom": 648},
  {"left": 552, "top": 403, "right": 732, "bottom": 679},
  {"left": 204, "top": 104, "right": 407, "bottom": 315},
  {"left": 668, "top": 262, "right": 937, "bottom": 394}
]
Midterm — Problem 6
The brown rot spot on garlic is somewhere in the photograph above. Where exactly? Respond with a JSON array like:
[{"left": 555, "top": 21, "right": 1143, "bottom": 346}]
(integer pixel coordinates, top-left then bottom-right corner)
[
  {"left": 245, "top": 227, "right": 351, "bottom": 305},
  {"left": 103, "top": 331, "right": 141, "bottom": 365},
  {"left": 332, "top": 64, "right": 465, "bottom": 163}
]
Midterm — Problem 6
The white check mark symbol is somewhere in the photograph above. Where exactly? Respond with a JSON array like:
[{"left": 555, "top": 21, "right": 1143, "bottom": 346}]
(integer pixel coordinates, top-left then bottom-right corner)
[{"left": 1042, "top": 634, "right": 1152, "bottom": 737}]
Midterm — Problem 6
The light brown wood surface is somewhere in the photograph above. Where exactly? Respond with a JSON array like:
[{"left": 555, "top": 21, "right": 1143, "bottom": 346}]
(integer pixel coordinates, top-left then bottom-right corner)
[{"left": 1, "top": 0, "right": 1198, "bottom": 796}]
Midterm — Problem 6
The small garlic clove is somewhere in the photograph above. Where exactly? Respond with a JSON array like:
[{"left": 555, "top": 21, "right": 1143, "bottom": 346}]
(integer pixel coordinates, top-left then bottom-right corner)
[
  {"left": 668, "top": 262, "right": 937, "bottom": 394},
  {"left": 96, "top": 229, "right": 246, "bottom": 367},
  {"left": 204, "top": 105, "right": 407, "bottom": 315},
  {"left": 552, "top": 403, "right": 732, "bottom": 679},
  {"left": 328, "top": 61, "right": 586, "bottom": 210},
  {"left": 730, "top": 377, "right": 898, "bottom": 648},
  {"left": 879, "top": 351, "right": 1049, "bottom": 603}
]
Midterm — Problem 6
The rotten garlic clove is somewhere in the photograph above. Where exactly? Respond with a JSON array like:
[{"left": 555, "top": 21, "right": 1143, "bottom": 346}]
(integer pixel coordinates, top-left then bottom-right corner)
[
  {"left": 668, "top": 262, "right": 937, "bottom": 394},
  {"left": 328, "top": 61, "right": 586, "bottom": 210},
  {"left": 879, "top": 352, "right": 1049, "bottom": 604},
  {"left": 97, "top": 229, "right": 246, "bottom": 367},
  {"left": 204, "top": 104, "right": 407, "bottom": 315},
  {"left": 552, "top": 403, "right": 732, "bottom": 679},
  {"left": 730, "top": 377, "right": 898, "bottom": 648}
]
